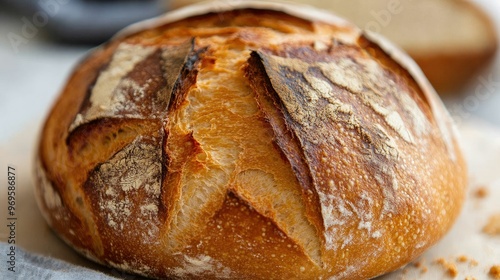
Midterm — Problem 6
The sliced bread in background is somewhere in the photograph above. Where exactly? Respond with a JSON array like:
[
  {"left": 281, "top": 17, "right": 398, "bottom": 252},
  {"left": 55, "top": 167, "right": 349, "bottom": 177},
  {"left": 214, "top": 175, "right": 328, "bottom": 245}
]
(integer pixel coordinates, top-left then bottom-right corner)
[{"left": 170, "top": 0, "right": 498, "bottom": 94}]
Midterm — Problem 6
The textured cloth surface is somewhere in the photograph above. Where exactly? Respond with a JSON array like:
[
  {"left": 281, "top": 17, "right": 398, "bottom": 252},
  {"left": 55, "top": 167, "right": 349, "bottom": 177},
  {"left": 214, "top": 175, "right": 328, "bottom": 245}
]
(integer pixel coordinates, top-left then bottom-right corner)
[{"left": 0, "top": 242, "right": 118, "bottom": 280}]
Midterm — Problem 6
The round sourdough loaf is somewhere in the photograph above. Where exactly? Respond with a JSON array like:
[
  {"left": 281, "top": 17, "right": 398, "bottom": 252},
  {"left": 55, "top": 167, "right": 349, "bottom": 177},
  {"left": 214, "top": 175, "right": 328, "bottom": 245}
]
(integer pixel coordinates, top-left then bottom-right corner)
[
  {"left": 34, "top": 1, "right": 467, "bottom": 279},
  {"left": 172, "top": 0, "right": 499, "bottom": 94}
]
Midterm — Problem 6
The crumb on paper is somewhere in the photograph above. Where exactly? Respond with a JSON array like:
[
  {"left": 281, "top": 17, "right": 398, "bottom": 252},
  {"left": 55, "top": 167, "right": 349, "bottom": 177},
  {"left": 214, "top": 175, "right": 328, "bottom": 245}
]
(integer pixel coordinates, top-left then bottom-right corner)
[
  {"left": 483, "top": 214, "right": 500, "bottom": 236},
  {"left": 474, "top": 186, "right": 489, "bottom": 198},
  {"left": 456, "top": 255, "right": 479, "bottom": 268},
  {"left": 435, "top": 258, "right": 458, "bottom": 277},
  {"left": 413, "top": 259, "right": 428, "bottom": 274},
  {"left": 464, "top": 276, "right": 476, "bottom": 280},
  {"left": 490, "top": 265, "right": 500, "bottom": 279}
]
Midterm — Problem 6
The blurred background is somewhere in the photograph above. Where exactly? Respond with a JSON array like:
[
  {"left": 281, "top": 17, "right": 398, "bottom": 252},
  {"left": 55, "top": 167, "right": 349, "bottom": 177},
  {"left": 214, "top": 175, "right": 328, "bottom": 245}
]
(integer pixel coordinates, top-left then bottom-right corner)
[{"left": 0, "top": 0, "right": 499, "bottom": 143}]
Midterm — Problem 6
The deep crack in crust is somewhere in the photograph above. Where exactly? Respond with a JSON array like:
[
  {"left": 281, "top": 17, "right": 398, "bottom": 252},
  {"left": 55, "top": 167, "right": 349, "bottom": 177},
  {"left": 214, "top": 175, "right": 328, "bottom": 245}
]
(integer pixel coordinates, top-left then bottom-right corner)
[{"left": 36, "top": 5, "right": 467, "bottom": 280}]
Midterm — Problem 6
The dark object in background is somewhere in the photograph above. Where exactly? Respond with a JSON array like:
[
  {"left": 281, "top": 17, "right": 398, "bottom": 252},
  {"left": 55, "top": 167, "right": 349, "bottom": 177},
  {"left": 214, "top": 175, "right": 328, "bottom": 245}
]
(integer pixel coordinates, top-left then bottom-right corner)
[{"left": 2, "top": 0, "right": 167, "bottom": 44}]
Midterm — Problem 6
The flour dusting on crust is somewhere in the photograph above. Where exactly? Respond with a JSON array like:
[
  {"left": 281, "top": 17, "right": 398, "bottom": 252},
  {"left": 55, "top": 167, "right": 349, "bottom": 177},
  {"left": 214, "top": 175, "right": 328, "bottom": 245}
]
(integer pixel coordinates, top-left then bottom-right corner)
[
  {"left": 171, "top": 254, "right": 233, "bottom": 278},
  {"left": 69, "top": 43, "right": 156, "bottom": 131},
  {"left": 39, "top": 167, "right": 62, "bottom": 210},
  {"left": 87, "top": 134, "right": 162, "bottom": 241}
]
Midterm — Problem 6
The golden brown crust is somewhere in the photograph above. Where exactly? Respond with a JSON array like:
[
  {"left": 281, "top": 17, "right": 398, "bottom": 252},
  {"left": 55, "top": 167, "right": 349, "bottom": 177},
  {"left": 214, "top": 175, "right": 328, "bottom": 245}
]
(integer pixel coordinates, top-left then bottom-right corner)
[{"left": 35, "top": 2, "right": 467, "bottom": 279}]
